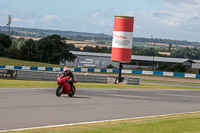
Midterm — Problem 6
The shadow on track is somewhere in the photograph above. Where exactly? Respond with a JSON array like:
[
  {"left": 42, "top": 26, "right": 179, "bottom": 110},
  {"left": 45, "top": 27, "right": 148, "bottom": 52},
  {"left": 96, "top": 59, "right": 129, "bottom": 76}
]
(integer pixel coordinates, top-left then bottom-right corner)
[{"left": 60, "top": 96, "right": 90, "bottom": 99}]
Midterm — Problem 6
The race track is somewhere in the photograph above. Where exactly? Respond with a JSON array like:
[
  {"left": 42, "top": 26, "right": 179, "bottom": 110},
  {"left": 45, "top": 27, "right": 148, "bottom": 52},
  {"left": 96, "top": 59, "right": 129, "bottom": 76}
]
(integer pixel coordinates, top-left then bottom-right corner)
[{"left": 0, "top": 87, "right": 200, "bottom": 131}]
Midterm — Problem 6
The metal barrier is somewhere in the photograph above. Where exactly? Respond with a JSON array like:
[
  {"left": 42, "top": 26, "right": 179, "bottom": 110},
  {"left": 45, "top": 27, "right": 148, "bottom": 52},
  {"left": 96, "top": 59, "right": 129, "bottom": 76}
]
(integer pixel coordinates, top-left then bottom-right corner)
[
  {"left": 0, "top": 69, "right": 17, "bottom": 78},
  {"left": 15, "top": 70, "right": 108, "bottom": 83},
  {"left": 126, "top": 77, "right": 140, "bottom": 85},
  {"left": 0, "top": 69, "right": 140, "bottom": 85},
  {"left": 1, "top": 65, "right": 200, "bottom": 78},
  {"left": 75, "top": 75, "right": 107, "bottom": 83},
  {"left": 16, "top": 70, "right": 58, "bottom": 81}
]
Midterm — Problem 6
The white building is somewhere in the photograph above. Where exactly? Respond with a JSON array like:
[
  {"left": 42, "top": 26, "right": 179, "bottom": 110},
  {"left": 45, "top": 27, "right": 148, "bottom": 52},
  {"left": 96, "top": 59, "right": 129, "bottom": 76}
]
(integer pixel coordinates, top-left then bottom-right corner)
[{"left": 62, "top": 51, "right": 200, "bottom": 73}]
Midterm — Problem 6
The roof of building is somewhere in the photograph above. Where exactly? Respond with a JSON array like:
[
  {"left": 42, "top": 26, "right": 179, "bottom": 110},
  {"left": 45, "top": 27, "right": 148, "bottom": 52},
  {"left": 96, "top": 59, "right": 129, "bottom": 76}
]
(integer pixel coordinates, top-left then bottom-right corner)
[
  {"left": 193, "top": 60, "right": 200, "bottom": 63},
  {"left": 192, "top": 63, "right": 200, "bottom": 68},
  {"left": 71, "top": 51, "right": 195, "bottom": 63}
]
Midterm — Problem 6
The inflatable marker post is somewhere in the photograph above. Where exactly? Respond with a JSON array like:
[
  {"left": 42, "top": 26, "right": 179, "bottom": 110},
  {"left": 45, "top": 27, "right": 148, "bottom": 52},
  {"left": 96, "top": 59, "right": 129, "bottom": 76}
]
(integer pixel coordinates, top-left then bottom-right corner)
[{"left": 111, "top": 16, "right": 134, "bottom": 83}]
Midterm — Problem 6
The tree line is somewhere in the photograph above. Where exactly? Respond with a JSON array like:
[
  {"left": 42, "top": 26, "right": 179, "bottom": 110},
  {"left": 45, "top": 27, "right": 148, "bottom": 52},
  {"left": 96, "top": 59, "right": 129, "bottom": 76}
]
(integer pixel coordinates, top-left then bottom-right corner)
[
  {"left": 69, "top": 44, "right": 200, "bottom": 60},
  {"left": 1, "top": 33, "right": 200, "bottom": 67},
  {"left": 156, "top": 62, "right": 187, "bottom": 73},
  {"left": 0, "top": 33, "right": 76, "bottom": 64},
  {"left": 1, "top": 26, "right": 200, "bottom": 48}
]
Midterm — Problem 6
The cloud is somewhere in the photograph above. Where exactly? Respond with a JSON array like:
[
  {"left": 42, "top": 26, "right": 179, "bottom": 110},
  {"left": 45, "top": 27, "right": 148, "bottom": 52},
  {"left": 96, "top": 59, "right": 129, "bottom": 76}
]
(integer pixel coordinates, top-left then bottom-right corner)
[
  {"left": 0, "top": 12, "right": 60, "bottom": 30},
  {"left": 12, "top": 18, "right": 21, "bottom": 23},
  {"left": 9, "top": 11, "right": 42, "bottom": 27},
  {"left": 161, "top": 0, "right": 200, "bottom": 12},
  {"left": 0, "top": 0, "right": 200, "bottom": 41},
  {"left": 0, "top": 1, "right": 10, "bottom": 9},
  {"left": 125, "top": 11, "right": 134, "bottom": 17},
  {"left": 131, "top": 0, "right": 200, "bottom": 41},
  {"left": 90, "top": 8, "right": 117, "bottom": 19},
  {"left": 152, "top": 11, "right": 171, "bottom": 18},
  {"left": 162, "top": 0, "right": 198, "bottom": 5},
  {"left": 151, "top": 10, "right": 181, "bottom": 27},
  {"left": 44, "top": 15, "right": 58, "bottom": 21},
  {"left": 91, "top": 10, "right": 102, "bottom": 18},
  {"left": 133, "top": 24, "right": 141, "bottom": 29},
  {"left": 161, "top": 0, "right": 200, "bottom": 31},
  {"left": 92, "top": 20, "right": 107, "bottom": 27},
  {"left": 160, "top": 20, "right": 179, "bottom": 27},
  {"left": 137, "top": 0, "right": 200, "bottom": 30}
]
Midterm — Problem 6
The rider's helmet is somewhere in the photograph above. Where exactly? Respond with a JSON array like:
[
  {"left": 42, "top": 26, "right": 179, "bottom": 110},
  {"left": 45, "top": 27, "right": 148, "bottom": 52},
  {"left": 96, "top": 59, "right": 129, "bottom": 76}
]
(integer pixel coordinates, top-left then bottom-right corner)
[{"left": 63, "top": 67, "right": 69, "bottom": 73}]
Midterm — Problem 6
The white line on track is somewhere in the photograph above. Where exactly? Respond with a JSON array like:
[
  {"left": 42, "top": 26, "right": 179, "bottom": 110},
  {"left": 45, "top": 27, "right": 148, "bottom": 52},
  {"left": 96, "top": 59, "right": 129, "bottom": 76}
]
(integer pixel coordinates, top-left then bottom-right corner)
[
  {"left": 159, "top": 93, "right": 200, "bottom": 99},
  {"left": 1, "top": 111, "right": 200, "bottom": 132}
]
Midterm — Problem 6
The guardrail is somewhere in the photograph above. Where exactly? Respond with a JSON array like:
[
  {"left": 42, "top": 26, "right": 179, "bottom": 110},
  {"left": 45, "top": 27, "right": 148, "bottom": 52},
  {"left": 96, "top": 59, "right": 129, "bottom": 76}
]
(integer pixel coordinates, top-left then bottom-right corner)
[
  {"left": 126, "top": 77, "right": 140, "bottom": 85},
  {"left": 75, "top": 75, "right": 107, "bottom": 83},
  {"left": 1, "top": 65, "right": 199, "bottom": 79},
  {"left": 16, "top": 70, "right": 58, "bottom": 81},
  {"left": 16, "top": 70, "right": 109, "bottom": 83},
  {"left": 0, "top": 70, "right": 140, "bottom": 85},
  {"left": 0, "top": 69, "right": 17, "bottom": 78}
]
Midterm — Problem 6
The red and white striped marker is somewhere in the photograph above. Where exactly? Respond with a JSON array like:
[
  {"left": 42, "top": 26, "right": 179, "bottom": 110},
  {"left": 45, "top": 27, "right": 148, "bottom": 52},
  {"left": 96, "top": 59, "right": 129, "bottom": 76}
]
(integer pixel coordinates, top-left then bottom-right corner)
[{"left": 111, "top": 16, "right": 134, "bottom": 63}]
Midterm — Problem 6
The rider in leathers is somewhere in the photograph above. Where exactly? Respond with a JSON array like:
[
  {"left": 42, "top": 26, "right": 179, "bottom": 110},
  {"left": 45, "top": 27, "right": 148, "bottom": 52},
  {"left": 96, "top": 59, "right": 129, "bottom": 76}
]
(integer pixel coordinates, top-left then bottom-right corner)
[{"left": 63, "top": 67, "right": 74, "bottom": 91}]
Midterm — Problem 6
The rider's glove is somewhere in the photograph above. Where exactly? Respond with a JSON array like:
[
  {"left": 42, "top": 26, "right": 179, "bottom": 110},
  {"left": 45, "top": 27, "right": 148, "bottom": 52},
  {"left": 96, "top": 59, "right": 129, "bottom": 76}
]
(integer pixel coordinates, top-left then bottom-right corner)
[{"left": 68, "top": 78, "right": 72, "bottom": 82}]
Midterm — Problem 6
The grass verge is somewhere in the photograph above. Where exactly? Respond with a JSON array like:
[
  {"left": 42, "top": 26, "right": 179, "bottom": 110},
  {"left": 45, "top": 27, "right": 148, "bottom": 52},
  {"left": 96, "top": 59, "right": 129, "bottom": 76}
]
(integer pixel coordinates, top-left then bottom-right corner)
[
  {"left": 0, "top": 79, "right": 199, "bottom": 90},
  {"left": 141, "top": 79, "right": 200, "bottom": 85},
  {"left": 0, "top": 57, "right": 63, "bottom": 67},
  {"left": 3, "top": 112, "right": 200, "bottom": 133}
]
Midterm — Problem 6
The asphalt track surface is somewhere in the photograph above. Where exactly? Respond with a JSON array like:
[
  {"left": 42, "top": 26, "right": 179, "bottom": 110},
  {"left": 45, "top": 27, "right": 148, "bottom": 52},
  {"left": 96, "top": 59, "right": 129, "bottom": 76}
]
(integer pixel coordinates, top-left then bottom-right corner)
[
  {"left": 0, "top": 87, "right": 200, "bottom": 131},
  {"left": 141, "top": 81, "right": 200, "bottom": 88}
]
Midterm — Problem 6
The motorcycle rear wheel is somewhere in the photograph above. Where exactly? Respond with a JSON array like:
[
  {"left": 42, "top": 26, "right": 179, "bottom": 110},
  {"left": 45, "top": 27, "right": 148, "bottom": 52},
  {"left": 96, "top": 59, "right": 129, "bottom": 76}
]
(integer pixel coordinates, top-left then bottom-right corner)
[
  {"left": 68, "top": 85, "right": 76, "bottom": 97},
  {"left": 56, "top": 86, "right": 63, "bottom": 97}
]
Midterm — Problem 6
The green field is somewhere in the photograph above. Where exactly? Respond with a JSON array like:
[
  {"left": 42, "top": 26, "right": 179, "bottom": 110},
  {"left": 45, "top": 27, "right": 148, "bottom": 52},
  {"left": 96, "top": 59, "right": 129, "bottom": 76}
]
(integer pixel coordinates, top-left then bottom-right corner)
[
  {"left": 142, "top": 79, "right": 200, "bottom": 85},
  {"left": 133, "top": 42, "right": 168, "bottom": 48},
  {"left": 0, "top": 57, "right": 62, "bottom": 67},
  {"left": 0, "top": 79, "right": 199, "bottom": 90},
  {"left": 4, "top": 112, "right": 200, "bottom": 133}
]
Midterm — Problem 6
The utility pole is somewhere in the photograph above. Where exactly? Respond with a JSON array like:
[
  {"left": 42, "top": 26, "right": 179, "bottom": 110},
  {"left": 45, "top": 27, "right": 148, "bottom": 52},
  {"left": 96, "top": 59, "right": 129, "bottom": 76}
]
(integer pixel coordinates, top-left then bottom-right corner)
[
  {"left": 118, "top": 63, "right": 123, "bottom": 82},
  {"left": 23, "top": 27, "right": 25, "bottom": 35},
  {"left": 153, "top": 43, "right": 155, "bottom": 71},
  {"left": 6, "top": 15, "right": 11, "bottom": 36},
  {"left": 151, "top": 35, "right": 154, "bottom": 70}
]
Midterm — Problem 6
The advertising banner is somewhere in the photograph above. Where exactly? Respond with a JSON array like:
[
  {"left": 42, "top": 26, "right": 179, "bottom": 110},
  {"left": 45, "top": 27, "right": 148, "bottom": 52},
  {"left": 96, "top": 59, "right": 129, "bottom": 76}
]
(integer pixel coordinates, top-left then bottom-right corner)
[{"left": 111, "top": 16, "right": 134, "bottom": 63}]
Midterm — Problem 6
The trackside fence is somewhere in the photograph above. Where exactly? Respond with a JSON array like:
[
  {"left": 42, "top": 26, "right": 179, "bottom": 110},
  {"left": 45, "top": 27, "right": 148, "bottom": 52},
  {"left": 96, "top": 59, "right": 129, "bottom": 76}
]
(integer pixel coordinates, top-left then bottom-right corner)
[
  {"left": 0, "top": 70, "right": 140, "bottom": 85},
  {"left": 0, "top": 65, "right": 199, "bottom": 79}
]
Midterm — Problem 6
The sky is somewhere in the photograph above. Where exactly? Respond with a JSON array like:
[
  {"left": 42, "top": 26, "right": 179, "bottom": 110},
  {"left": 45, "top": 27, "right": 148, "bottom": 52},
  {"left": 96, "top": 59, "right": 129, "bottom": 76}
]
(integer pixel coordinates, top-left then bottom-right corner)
[{"left": 0, "top": 0, "right": 200, "bottom": 42}]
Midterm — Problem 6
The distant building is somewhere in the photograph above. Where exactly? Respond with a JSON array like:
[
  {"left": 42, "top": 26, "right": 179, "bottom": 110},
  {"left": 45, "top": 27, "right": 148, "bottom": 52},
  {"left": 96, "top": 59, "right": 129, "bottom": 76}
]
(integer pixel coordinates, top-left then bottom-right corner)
[
  {"left": 192, "top": 60, "right": 200, "bottom": 74},
  {"left": 63, "top": 51, "right": 117, "bottom": 68},
  {"left": 62, "top": 51, "right": 198, "bottom": 72}
]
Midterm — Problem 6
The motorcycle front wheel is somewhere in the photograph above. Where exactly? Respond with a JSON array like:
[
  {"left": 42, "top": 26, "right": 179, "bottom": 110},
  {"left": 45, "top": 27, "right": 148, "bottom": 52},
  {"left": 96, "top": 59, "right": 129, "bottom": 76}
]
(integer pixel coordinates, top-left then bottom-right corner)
[
  {"left": 56, "top": 86, "right": 63, "bottom": 97},
  {"left": 68, "top": 85, "right": 76, "bottom": 97}
]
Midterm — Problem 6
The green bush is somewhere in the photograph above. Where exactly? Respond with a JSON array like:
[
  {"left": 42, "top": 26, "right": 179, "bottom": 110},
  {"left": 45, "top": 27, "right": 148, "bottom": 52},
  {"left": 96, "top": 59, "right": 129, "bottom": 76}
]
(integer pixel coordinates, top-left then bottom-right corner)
[
  {"left": 0, "top": 43, "right": 5, "bottom": 56},
  {"left": 170, "top": 63, "right": 186, "bottom": 72},
  {"left": 156, "top": 62, "right": 170, "bottom": 71},
  {"left": 136, "top": 67, "right": 143, "bottom": 70},
  {"left": 107, "top": 64, "right": 115, "bottom": 69}
]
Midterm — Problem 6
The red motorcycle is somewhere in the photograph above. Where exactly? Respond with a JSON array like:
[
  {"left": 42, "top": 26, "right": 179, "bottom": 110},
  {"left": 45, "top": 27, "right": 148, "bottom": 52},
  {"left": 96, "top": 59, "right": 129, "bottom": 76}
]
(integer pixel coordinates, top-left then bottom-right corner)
[{"left": 56, "top": 75, "right": 77, "bottom": 97}]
